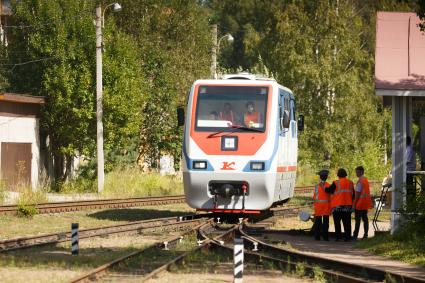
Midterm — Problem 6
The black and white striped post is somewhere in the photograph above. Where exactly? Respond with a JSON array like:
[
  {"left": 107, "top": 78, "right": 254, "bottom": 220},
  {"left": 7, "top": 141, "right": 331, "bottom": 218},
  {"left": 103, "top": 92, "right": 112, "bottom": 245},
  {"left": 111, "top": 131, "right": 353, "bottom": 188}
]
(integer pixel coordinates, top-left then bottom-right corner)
[
  {"left": 71, "top": 223, "right": 79, "bottom": 255},
  {"left": 234, "top": 238, "right": 244, "bottom": 283}
]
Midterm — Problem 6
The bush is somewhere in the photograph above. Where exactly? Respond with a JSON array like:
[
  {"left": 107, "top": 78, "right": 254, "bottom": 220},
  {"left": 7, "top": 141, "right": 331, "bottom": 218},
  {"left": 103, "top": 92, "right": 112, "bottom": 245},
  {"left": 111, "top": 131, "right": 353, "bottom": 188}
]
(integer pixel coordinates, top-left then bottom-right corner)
[
  {"left": 16, "top": 204, "right": 38, "bottom": 218},
  {"left": 57, "top": 178, "right": 96, "bottom": 194},
  {"left": 17, "top": 185, "right": 48, "bottom": 207}
]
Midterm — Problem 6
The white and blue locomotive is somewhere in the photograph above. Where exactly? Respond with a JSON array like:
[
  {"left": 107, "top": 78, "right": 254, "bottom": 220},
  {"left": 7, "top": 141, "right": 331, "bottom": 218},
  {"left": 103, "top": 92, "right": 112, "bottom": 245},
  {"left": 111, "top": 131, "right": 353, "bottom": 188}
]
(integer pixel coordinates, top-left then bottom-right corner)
[{"left": 178, "top": 73, "right": 303, "bottom": 214}]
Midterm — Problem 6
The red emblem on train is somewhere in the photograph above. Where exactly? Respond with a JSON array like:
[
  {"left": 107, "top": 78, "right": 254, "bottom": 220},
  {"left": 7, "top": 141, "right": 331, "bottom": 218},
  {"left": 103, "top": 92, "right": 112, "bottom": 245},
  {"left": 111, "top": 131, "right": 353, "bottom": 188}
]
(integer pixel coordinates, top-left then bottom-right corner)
[{"left": 221, "top": 161, "right": 236, "bottom": 170}]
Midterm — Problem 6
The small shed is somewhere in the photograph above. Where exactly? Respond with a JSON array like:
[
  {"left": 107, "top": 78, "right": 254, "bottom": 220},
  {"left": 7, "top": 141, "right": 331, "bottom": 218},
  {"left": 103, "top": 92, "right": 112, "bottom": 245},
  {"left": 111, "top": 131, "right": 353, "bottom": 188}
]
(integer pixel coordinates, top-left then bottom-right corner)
[
  {"left": 375, "top": 12, "right": 425, "bottom": 232},
  {"left": 0, "top": 93, "right": 45, "bottom": 190}
]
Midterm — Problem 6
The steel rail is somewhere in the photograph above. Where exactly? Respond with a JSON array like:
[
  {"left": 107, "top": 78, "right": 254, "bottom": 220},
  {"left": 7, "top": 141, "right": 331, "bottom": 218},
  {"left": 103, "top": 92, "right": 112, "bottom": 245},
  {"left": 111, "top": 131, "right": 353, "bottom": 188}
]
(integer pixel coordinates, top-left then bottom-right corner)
[
  {"left": 68, "top": 220, "right": 237, "bottom": 283},
  {"left": 239, "top": 225, "right": 425, "bottom": 283},
  {"left": 68, "top": 221, "right": 210, "bottom": 283},
  {"left": 0, "top": 182, "right": 345, "bottom": 216},
  {"left": 0, "top": 195, "right": 186, "bottom": 216},
  {"left": 140, "top": 221, "right": 238, "bottom": 281},
  {"left": 0, "top": 214, "right": 206, "bottom": 252}
]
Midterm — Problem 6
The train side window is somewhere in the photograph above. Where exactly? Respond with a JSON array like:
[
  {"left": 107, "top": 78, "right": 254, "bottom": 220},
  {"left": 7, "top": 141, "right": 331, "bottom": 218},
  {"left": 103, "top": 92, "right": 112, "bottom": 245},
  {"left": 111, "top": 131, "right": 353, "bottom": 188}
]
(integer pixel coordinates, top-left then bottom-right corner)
[
  {"left": 290, "top": 99, "right": 295, "bottom": 120},
  {"left": 279, "top": 89, "right": 290, "bottom": 129}
]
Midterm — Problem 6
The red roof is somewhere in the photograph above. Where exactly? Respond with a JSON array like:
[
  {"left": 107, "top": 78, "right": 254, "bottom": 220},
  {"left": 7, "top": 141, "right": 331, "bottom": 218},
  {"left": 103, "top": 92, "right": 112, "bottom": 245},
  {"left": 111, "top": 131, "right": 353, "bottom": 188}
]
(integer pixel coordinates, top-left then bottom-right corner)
[{"left": 375, "top": 12, "right": 425, "bottom": 90}]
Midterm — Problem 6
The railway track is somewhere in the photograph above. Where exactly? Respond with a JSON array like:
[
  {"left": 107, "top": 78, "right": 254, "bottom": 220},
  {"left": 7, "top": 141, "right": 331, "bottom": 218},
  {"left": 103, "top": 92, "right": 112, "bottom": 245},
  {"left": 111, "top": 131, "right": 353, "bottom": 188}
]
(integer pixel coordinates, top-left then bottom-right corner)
[
  {"left": 0, "top": 183, "right": 358, "bottom": 216},
  {"left": 68, "top": 219, "right": 237, "bottom": 282},
  {"left": 0, "top": 204, "right": 307, "bottom": 252},
  {"left": 237, "top": 221, "right": 425, "bottom": 283},
  {"left": 0, "top": 195, "right": 186, "bottom": 216},
  {"left": 0, "top": 214, "right": 206, "bottom": 252},
  {"left": 66, "top": 207, "right": 304, "bottom": 282}
]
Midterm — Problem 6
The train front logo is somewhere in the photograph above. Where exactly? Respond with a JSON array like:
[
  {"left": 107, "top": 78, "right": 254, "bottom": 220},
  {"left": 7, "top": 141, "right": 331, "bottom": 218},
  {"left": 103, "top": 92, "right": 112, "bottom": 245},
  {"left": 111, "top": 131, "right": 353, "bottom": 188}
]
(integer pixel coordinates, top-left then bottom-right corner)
[{"left": 221, "top": 161, "right": 236, "bottom": 170}]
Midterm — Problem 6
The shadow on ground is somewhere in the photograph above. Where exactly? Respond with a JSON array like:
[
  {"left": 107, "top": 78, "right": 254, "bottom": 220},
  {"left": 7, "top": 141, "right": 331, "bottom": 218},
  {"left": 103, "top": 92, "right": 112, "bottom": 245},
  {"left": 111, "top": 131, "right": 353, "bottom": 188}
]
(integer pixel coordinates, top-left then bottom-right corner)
[
  {"left": 87, "top": 208, "right": 193, "bottom": 222},
  {"left": 0, "top": 244, "right": 139, "bottom": 270}
]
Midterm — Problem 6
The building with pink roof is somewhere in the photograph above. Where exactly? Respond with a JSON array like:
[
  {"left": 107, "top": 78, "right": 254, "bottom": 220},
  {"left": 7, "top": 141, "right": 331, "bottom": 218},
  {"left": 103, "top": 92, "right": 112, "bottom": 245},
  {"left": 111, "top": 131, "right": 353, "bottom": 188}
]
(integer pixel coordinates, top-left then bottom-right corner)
[{"left": 375, "top": 11, "right": 425, "bottom": 232}]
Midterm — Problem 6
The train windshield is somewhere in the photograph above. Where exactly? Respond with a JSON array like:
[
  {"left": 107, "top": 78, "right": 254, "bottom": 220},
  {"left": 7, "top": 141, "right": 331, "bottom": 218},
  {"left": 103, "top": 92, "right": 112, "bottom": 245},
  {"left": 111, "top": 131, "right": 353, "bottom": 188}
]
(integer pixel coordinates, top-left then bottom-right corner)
[{"left": 195, "top": 85, "right": 268, "bottom": 132}]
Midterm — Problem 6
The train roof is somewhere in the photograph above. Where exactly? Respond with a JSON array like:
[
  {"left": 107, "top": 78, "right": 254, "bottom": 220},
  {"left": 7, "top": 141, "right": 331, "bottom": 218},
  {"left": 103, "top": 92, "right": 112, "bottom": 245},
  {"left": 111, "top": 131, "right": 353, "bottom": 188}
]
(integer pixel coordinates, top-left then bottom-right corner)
[{"left": 194, "top": 73, "right": 294, "bottom": 95}]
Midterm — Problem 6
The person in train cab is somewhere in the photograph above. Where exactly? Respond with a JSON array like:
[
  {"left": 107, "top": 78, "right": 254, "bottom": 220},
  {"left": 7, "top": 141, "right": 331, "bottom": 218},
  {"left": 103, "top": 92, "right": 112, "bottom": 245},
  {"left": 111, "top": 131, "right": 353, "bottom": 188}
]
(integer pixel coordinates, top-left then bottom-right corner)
[
  {"left": 352, "top": 166, "right": 372, "bottom": 240},
  {"left": 220, "top": 102, "right": 236, "bottom": 124},
  {"left": 209, "top": 111, "right": 219, "bottom": 120},
  {"left": 313, "top": 169, "right": 331, "bottom": 241},
  {"left": 325, "top": 168, "right": 354, "bottom": 242},
  {"left": 243, "top": 101, "right": 260, "bottom": 128}
]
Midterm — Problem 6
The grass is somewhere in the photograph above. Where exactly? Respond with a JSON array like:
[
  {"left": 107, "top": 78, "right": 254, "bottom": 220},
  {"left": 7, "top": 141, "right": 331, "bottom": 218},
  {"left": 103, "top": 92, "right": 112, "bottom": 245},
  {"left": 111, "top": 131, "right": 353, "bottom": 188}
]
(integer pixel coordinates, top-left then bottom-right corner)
[
  {"left": 356, "top": 221, "right": 425, "bottom": 267},
  {"left": 0, "top": 233, "right": 160, "bottom": 283},
  {"left": 0, "top": 203, "right": 193, "bottom": 240},
  {"left": 0, "top": 179, "right": 6, "bottom": 204},
  {"left": 55, "top": 169, "right": 184, "bottom": 198},
  {"left": 102, "top": 169, "right": 183, "bottom": 198}
]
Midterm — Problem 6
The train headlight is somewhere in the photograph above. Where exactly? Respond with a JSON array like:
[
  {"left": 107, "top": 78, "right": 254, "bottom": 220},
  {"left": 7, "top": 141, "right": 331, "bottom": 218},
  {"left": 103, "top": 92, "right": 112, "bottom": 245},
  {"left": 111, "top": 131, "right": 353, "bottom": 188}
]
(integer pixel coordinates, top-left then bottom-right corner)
[
  {"left": 250, "top": 162, "right": 265, "bottom": 171},
  {"left": 193, "top": 161, "right": 207, "bottom": 169}
]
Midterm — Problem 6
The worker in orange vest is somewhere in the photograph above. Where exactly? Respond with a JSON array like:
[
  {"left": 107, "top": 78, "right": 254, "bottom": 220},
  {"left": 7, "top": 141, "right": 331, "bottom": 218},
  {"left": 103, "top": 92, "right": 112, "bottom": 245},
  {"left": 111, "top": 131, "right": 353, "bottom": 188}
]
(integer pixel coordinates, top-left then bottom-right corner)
[
  {"left": 325, "top": 168, "right": 354, "bottom": 241},
  {"left": 313, "top": 169, "right": 331, "bottom": 241},
  {"left": 243, "top": 101, "right": 260, "bottom": 128},
  {"left": 352, "top": 166, "right": 373, "bottom": 240}
]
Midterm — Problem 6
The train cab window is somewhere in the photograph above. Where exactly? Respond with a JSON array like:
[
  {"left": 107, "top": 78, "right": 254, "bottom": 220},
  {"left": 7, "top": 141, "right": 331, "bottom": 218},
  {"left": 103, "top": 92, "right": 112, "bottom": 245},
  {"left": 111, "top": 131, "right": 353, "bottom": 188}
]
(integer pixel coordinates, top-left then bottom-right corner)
[{"left": 195, "top": 85, "right": 268, "bottom": 132}]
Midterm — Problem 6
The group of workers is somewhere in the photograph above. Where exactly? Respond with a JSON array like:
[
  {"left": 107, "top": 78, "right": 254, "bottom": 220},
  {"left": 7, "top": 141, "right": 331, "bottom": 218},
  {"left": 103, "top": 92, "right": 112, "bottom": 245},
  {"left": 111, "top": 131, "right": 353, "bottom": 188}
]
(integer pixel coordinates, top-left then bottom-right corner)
[
  {"left": 313, "top": 166, "right": 373, "bottom": 241},
  {"left": 209, "top": 101, "right": 262, "bottom": 128}
]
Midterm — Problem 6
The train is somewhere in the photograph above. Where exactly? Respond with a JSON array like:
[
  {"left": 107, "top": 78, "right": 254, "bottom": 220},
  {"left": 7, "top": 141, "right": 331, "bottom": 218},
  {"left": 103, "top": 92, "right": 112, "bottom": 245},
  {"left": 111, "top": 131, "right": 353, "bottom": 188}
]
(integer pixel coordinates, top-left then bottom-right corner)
[{"left": 177, "top": 73, "right": 304, "bottom": 214}]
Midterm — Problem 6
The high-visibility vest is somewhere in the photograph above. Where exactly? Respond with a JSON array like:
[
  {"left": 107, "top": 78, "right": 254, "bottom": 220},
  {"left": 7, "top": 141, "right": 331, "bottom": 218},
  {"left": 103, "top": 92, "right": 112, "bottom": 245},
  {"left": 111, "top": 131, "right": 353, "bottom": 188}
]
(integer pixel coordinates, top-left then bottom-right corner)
[
  {"left": 330, "top": 177, "right": 354, "bottom": 208},
  {"left": 355, "top": 177, "right": 373, "bottom": 210},
  {"left": 313, "top": 181, "right": 331, "bottom": 216},
  {"left": 244, "top": 112, "right": 259, "bottom": 126},
  {"left": 220, "top": 111, "right": 235, "bottom": 123}
]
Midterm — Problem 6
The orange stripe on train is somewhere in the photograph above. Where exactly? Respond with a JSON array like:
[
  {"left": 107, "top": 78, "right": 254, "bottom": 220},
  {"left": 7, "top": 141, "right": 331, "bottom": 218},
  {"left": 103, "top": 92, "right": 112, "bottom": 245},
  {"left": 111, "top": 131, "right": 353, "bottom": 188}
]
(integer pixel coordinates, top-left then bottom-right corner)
[{"left": 277, "top": 166, "right": 298, "bottom": 172}]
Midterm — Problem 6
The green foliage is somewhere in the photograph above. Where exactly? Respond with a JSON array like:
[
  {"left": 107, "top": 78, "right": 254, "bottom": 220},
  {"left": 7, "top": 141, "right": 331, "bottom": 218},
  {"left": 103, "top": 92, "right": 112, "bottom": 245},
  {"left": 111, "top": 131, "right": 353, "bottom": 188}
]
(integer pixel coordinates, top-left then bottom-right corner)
[
  {"left": 357, "top": 221, "right": 425, "bottom": 267},
  {"left": 116, "top": 0, "right": 211, "bottom": 168},
  {"left": 312, "top": 265, "right": 326, "bottom": 282},
  {"left": 294, "top": 261, "right": 306, "bottom": 277},
  {"left": 102, "top": 169, "right": 183, "bottom": 198},
  {"left": 209, "top": 0, "right": 408, "bottom": 180},
  {"left": 15, "top": 184, "right": 48, "bottom": 217},
  {"left": 2, "top": 0, "right": 419, "bottom": 182},
  {"left": 16, "top": 204, "right": 38, "bottom": 218},
  {"left": 6, "top": 0, "right": 144, "bottom": 180}
]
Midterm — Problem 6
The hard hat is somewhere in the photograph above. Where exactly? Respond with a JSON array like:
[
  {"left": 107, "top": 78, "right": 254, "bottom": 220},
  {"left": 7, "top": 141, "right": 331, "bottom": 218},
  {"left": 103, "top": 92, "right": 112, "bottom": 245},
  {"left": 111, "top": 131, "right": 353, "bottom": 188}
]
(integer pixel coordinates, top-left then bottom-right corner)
[{"left": 299, "top": 211, "right": 311, "bottom": 222}]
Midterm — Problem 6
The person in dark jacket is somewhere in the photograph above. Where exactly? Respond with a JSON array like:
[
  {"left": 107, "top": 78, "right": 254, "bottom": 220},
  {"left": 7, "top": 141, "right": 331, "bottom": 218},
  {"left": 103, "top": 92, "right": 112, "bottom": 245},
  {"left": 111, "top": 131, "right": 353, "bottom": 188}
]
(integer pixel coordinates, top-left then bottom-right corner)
[{"left": 326, "top": 168, "right": 354, "bottom": 241}]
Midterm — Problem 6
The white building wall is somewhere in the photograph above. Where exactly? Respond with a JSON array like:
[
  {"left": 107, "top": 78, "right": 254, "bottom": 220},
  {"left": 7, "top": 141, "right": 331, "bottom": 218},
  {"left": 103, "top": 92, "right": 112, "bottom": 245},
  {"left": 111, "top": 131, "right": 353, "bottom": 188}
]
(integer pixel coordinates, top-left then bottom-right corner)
[{"left": 0, "top": 116, "right": 40, "bottom": 189}]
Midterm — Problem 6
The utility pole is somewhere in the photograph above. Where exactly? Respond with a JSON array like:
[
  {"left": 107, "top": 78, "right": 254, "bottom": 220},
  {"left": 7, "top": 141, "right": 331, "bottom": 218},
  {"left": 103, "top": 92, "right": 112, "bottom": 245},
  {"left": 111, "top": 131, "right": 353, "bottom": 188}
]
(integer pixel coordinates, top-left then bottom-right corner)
[
  {"left": 95, "top": 4, "right": 104, "bottom": 193},
  {"left": 211, "top": 24, "right": 217, "bottom": 79}
]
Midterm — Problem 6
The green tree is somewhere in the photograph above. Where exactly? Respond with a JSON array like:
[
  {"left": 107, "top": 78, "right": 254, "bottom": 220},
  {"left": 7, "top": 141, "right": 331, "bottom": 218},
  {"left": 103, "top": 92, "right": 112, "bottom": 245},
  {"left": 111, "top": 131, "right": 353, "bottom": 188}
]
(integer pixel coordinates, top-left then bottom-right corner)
[
  {"left": 116, "top": 0, "right": 211, "bottom": 169},
  {"left": 6, "top": 0, "right": 143, "bottom": 182},
  {"left": 210, "top": 0, "right": 397, "bottom": 178}
]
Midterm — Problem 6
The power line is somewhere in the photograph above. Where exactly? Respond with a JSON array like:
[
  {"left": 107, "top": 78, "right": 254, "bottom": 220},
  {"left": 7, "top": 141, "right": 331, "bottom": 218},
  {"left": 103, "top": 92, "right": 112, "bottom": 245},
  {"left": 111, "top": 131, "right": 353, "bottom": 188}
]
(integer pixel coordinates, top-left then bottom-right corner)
[{"left": 0, "top": 57, "right": 56, "bottom": 66}]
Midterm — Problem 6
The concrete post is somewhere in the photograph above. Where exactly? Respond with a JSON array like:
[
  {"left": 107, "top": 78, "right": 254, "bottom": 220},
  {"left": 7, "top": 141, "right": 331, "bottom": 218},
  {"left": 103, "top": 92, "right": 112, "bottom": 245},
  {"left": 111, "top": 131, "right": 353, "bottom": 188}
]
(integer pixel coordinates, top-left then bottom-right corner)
[
  {"left": 211, "top": 24, "right": 217, "bottom": 79},
  {"left": 95, "top": 5, "right": 104, "bottom": 193},
  {"left": 391, "top": 96, "right": 407, "bottom": 234}
]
